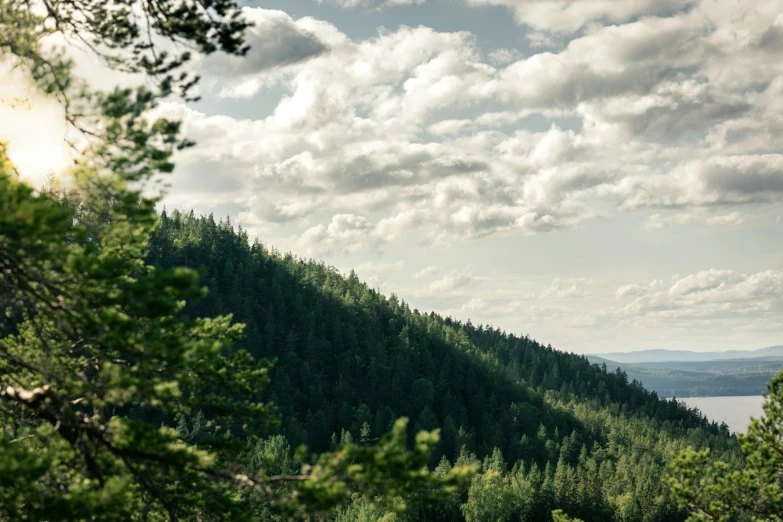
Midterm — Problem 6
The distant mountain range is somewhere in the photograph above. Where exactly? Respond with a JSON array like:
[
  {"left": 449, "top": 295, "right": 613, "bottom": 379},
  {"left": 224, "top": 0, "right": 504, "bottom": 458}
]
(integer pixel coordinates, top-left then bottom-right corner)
[
  {"left": 592, "top": 346, "right": 783, "bottom": 364},
  {"left": 585, "top": 346, "right": 783, "bottom": 398}
]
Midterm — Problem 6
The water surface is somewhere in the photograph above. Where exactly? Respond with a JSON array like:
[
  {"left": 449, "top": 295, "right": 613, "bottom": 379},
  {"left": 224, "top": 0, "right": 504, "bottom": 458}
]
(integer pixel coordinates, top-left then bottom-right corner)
[{"left": 678, "top": 395, "right": 765, "bottom": 434}]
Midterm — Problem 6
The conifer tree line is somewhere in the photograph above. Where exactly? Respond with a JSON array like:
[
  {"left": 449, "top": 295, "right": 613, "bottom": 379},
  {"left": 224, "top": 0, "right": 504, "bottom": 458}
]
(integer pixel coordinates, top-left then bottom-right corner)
[{"left": 146, "top": 210, "right": 746, "bottom": 522}]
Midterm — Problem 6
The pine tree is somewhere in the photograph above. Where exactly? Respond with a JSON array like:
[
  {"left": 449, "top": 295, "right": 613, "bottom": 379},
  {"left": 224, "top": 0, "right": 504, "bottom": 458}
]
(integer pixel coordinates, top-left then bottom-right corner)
[{"left": 0, "top": 1, "right": 473, "bottom": 518}]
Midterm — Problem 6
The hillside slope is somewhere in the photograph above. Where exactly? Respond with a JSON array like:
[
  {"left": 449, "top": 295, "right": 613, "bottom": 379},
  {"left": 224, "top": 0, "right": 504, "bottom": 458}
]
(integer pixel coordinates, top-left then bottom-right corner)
[{"left": 147, "top": 211, "right": 743, "bottom": 522}]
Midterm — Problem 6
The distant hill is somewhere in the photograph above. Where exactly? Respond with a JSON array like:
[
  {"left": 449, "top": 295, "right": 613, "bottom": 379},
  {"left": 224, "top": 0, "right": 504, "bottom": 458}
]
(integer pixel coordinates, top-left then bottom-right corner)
[
  {"left": 587, "top": 354, "right": 783, "bottom": 398},
  {"left": 593, "top": 346, "right": 783, "bottom": 363}
]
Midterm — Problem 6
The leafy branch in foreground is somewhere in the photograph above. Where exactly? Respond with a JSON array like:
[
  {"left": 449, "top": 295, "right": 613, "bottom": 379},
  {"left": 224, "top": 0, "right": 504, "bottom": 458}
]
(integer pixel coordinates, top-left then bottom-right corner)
[
  {"left": 667, "top": 370, "right": 783, "bottom": 522},
  {"left": 1, "top": 0, "right": 249, "bottom": 106}
]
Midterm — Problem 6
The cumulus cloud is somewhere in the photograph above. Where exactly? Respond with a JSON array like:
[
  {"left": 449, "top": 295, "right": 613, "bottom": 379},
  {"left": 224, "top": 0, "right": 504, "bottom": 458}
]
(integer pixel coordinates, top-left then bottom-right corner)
[
  {"left": 539, "top": 278, "right": 589, "bottom": 299},
  {"left": 464, "top": 0, "right": 695, "bottom": 34},
  {"left": 553, "top": 269, "right": 783, "bottom": 341},
  {"left": 145, "top": 0, "right": 783, "bottom": 251},
  {"left": 607, "top": 154, "right": 783, "bottom": 210},
  {"left": 350, "top": 260, "right": 405, "bottom": 289},
  {"left": 615, "top": 280, "right": 663, "bottom": 298},
  {"left": 355, "top": 260, "right": 405, "bottom": 273},
  {"left": 415, "top": 268, "right": 482, "bottom": 296},
  {"left": 297, "top": 214, "right": 378, "bottom": 255},
  {"left": 318, "top": 0, "right": 425, "bottom": 7},
  {"left": 643, "top": 210, "right": 752, "bottom": 230},
  {"left": 487, "top": 47, "right": 522, "bottom": 65},
  {"left": 460, "top": 297, "right": 487, "bottom": 312},
  {"left": 414, "top": 265, "right": 442, "bottom": 279},
  {"left": 535, "top": 269, "right": 783, "bottom": 348},
  {"left": 200, "top": 9, "right": 328, "bottom": 98},
  {"left": 621, "top": 269, "right": 783, "bottom": 321}
]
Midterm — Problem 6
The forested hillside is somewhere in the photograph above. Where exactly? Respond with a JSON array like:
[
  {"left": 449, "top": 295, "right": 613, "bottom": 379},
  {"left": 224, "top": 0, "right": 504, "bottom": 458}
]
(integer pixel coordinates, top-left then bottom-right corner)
[{"left": 147, "top": 210, "right": 745, "bottom": 522}]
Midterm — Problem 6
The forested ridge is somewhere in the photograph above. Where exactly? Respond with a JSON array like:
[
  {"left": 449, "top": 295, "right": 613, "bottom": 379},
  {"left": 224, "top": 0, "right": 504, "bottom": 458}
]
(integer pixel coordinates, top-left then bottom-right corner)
[{"left": 147, "top": 209, "right": 744, "bottom": 522}]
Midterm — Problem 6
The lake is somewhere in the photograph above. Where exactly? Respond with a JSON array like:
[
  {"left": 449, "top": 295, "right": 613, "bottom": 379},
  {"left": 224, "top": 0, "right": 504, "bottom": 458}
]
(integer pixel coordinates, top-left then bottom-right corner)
[{"left": 678, "top": 395, "right": 765, "bottom": 434}]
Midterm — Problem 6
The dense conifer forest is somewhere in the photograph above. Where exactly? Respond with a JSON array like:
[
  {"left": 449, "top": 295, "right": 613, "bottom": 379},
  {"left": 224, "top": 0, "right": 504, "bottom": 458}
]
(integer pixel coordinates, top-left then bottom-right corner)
[{"left": 146, "top": 210, "right": 745, "bottom": 521}]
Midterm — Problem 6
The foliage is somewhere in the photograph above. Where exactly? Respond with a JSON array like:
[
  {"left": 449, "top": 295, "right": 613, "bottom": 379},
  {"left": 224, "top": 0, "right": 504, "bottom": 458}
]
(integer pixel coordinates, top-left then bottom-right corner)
[
  {"left": 0, "top": 0, "right": 472, "bottom": 518},
  {"left": 1, "top": 0, "right": 249, "bottom": 106},
  {"left": 147, "top": 209, "right": 746, "bottom": 522},
  {"left": 668, "top": 370, "right": 783, "bottom": 521}
]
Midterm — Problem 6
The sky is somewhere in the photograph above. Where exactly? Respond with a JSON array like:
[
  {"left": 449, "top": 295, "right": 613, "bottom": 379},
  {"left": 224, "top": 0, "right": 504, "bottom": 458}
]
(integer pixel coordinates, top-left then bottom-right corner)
[{"left": 2, "top": 0, "right": 783, "bottom": 354}]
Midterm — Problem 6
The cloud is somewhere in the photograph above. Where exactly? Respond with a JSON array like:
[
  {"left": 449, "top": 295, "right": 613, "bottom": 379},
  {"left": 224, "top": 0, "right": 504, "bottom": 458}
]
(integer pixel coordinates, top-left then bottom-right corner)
[
  {"left": 355, "top": 260, "right": 405, "bottom": 273},
  {"left": 317, "top": 0, "right": 425, "bottom": 6},
  {"left": 297, "top": 214, "right": 377, "bottom": 255},
  {"left": 643, "top": 210, "right": 752, "bottom": 230},
  {"left": 200, "top": 9, "right": 328, "bottom": 98},
  {"left": 615, "top": 280, "right": 663, "bottom": 297},
  {"left": 487, "top": 48, "right": 522, "bottom": 65},
  {"left": 415, "top": 268, "right": 482, "bottom": 296},
  {"left": 539, "top": 278, "right": 587, "bottom": 299},
  {"left": 351, "top": 260, "right": 405, "bottom": 289},
  {"left": 316, "top": 0, "right": 367, "bottom": 8},
  {"left": 464, "top": 0, "right": 695, "bottom": 34},
  {"left": 615, "top": 269, "right": 783, "bottom": 324},
  {"left": 414, "top": 265, "right": 442, "bottom": 279},
  {"left": 497, "top": 13, "right": 712, "bottom": 109},
  {"left": 460, "top": 297, "right": 487, "bottom": 312},
  {"left": 609, "top": 154, "right": 783, "bottom": 210},
  {"left": 106, "top": 1, "right": 783, "bottom": 250},
  {"left": 616, "top": 284, "right": 646, "bottom": 298}
]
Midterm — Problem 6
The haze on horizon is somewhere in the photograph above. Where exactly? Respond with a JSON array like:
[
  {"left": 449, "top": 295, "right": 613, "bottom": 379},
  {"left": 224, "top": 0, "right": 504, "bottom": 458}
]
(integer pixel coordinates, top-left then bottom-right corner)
[{"left": 2, "top": 0, "right": 782, "bottom": 354}]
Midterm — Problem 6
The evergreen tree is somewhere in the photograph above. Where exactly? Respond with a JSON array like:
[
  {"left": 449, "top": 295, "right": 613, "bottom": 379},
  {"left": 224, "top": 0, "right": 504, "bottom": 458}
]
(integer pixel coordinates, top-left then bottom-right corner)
[{"left": 0, "top": 1, "right": 472, "bottom": 519}]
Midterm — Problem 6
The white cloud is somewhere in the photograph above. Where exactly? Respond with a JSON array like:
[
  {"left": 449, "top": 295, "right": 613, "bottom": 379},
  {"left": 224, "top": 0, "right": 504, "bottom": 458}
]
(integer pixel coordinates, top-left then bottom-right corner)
[
  {"left": 615, "top": 280, "right": 663, "bottom": 298},
  {"left": 153, "top": 0, "right": 783, "bottom": 250},
  {"left": 11, "top": 0, "right": 783, "bottom": 273},
  {"left": 616, "top": 284, "right": 645, "bottom": 298},
  {"left": 355, "top": 260, "right": 405, "bottom": 273},
  {"left": 643, "top": 210, "right": 752, "bottom": 230},
  {"left": 460, "top": 297, "right": 487, "bottom": 312},
  {"left": 464, "top": 0, "right": 695, "bottom": 34},
  {"left": 350, "top": 260, "right": 405, "bottom": 289},
  {"left": 540, "top": 277, "right": 592, "bottom": 298},
  {"left": 608, "top": 154, "right": 783, "bottom": 210},
  {"left": 316, "top": 0, "right": 367, "bottom": 7},
  {"left": 487, "top": 48, "right": 522, "bottom": 65},
  {"left": 297, "top": 214, "right": 377, "bottom": 255},
  {"left": 317, "top": 0, "right": 425, "bottom": 6},
  {"left": 415, "top": 268, "right": 482, "bottom": 296},
  {"left": 200, "top": 9, "right": 328, "bottom": 98},
  {"left": 414, "top": 265, "right": 442, "bottom": 279},
  {"left": 610, "top": 269, "right": 783, "bottom": 325}
]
